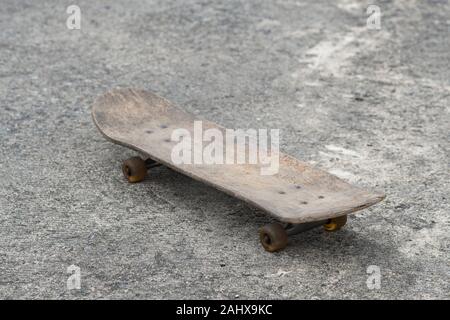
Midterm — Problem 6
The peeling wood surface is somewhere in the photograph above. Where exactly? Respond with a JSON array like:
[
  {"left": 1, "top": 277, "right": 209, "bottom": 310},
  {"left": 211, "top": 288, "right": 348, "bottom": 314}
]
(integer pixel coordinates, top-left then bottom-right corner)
[{"left": 92, "top": 88, "right": 385, "bottom": 223}]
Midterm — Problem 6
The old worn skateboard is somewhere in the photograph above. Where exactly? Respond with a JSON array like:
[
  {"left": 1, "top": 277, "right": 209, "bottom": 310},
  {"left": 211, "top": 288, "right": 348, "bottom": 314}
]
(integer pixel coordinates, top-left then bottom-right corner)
[{"left": 92, "top": 88, "right": 385, "bottom": 252}]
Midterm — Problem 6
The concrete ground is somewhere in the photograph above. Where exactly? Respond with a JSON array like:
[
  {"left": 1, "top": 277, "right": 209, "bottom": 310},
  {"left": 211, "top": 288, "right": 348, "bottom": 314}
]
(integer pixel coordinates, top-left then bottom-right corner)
[{"left": 0, "top": 0, "right": 449, "bottom": 299}]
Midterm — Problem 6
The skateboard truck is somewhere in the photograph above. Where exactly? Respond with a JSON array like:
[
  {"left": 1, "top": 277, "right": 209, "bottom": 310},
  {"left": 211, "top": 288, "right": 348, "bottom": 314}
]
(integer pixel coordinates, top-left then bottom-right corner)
[
  {"left": 122, "top": 155, "right": 348, "bottom": 253},
  {"left": 258, "top": 215, "right": 348, "bottom": 252}
]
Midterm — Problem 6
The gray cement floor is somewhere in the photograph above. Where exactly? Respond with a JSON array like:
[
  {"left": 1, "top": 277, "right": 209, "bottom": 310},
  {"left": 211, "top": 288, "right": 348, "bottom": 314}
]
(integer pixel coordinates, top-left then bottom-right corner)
[{"left": 0, "top": 0, "right": 449, "bottom": 299}]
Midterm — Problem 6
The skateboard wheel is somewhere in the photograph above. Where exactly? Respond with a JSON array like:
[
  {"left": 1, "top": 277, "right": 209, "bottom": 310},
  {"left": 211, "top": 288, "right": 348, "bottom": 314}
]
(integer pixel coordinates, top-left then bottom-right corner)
[
  {"left": 259, "top": 223, "right": 288, "bottom": 252},
  {"left": 323, "top": 215, "right": 347, "bottom": 232},
  {"left": 122, "top": 157, "right": 147, "bottom": 183}
]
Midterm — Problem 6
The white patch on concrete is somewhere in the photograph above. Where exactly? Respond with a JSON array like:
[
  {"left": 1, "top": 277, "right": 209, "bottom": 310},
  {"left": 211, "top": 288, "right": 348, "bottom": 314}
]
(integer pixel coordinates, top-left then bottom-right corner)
[
  {"left": 328, "top": 169, "right": 358, "bottom": 182},
  {"left": 297, "top": 27, "right": 390, "bottom": 77},
  {"left": 285, "top": 29, "right": 313, "bottom": 39},
  {"left": 301, "top": 27, "right": 366, "bottom": 76},
  {"left": 325, "top": 145, "right": 362, "bottom": 158},
  {"left": 318, "top": 151, "right": 339, "bottom": 159},
  {"left": 318, "top": 146, "right": 365, "bottom": 183},
  {"left": 267, "top": 269, "right": 292, "bottom": 277},
  {"left": 336, "top": 0, "right": 364, "bottom": 13}
]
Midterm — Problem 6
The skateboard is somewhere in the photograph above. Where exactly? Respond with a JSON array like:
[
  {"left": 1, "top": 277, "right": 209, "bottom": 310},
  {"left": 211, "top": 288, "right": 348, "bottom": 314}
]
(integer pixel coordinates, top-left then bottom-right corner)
[{"left": 92, "top": 88, "right": 385, "bottom": 252}]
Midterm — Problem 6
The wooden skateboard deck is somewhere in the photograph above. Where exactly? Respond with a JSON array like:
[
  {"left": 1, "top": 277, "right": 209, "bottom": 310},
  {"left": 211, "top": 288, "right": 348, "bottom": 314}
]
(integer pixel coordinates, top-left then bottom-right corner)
[{"left": 92, "top": 89, "right": 385, "bottom": 226}]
